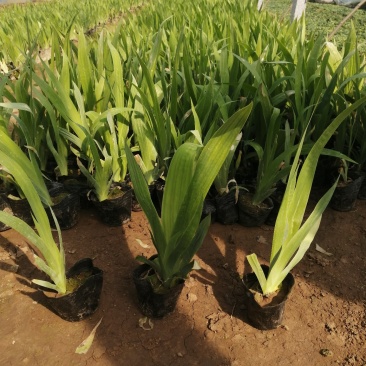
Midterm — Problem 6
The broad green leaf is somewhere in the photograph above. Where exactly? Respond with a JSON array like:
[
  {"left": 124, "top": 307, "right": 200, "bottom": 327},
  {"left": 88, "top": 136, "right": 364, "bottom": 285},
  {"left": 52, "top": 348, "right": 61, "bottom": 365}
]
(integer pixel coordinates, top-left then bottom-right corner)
[
  {"left": 249, "top": 96, "right": 366, "bottom": 295},
  {"left": 246, "top": 254, "right": 268, "bottom": 293},
  {"left": 161, "top": 143, "right": 201, "bottom": 243},
  {"left": 126, "top": 104, "right": 252, "bottom": 288},
  {"left": 0, "top": 102, "right": 33, "bottom": 113}
]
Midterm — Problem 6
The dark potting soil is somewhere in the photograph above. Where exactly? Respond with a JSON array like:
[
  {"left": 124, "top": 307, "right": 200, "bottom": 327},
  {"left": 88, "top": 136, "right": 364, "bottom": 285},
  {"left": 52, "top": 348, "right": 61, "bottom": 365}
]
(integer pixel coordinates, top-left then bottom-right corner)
[
  {"left": 43, "top": 270, "right": 94, "bottom": 298},
  {"left": 249, "top": 282, "right": 288, "bottom": 307}
]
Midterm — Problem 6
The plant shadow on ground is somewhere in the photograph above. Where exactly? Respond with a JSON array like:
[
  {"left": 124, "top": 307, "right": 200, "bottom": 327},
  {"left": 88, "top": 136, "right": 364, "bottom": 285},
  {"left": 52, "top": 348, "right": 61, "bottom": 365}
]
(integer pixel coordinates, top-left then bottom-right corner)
[
  {"left": 1, "top": 200, "right": 365, "bottom": 365},
  {"left": 0, "top": 208, "right": 232, "bottom": 366},
  {"left": 196, "top": 195, "right": 366, "bottom": 309},
  {"left": 189, "top": 198, "right": 366, "bottom": 364}
]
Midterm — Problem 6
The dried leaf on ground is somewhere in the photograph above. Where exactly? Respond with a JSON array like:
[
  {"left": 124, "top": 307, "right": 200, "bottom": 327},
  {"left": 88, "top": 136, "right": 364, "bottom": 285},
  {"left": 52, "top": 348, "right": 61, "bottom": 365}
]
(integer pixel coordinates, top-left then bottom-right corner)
[
  {"left": 136, "top": 239, "right": 150, "bottom": 249},
  {"left": 315, "top": 244, "right": 333, "bottom": 256},
  {"left": 138, "top": 317, "right": 154, "bottom": 331},
  {"left": 75, "top": 318, "right": 103, "bottom": 354}
]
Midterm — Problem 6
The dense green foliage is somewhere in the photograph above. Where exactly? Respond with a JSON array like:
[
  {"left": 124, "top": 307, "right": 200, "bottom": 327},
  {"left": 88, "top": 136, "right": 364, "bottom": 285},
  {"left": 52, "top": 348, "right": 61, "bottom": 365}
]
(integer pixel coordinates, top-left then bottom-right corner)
[
  {"left": 0, "top": 0, "right": 365, "bottom": 195},
  {"left": 126, "top": 105, "right": 252, "bottom": 290},
  {"left": 0, "top": 0, "right": 366, "bottom": 291},
  {"left": 0, "top": 0, "right": 142, "bottom": 64}
]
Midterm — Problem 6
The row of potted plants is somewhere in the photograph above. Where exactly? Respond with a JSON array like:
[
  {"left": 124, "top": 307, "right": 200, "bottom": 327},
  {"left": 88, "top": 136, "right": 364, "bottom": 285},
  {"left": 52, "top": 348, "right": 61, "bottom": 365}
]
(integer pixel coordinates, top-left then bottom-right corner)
[
  {"left": 1, "top": 95, "right": 365, "bottom": 327},
  {"left": 1, "top": 5, "right": 365, "bottom": 188},
  {"left": 2, "top": 30, "right": 365, "bottom": 220},
  {"left": 1, "top": 0, "right": 366, "bottom": 329}
]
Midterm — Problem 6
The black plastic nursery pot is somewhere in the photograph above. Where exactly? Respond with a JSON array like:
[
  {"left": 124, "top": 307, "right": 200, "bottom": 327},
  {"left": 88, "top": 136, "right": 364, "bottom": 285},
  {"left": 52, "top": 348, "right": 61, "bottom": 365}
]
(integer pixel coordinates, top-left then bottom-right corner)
[
  {"left": 242, "top": 265, "right": 295, "bottom": 330},
  {"left": 202, "top": 196, "right": 217, "bottom": 223},
  {"left": 46, "top": 155, "right": 82, "bottom": 182},
  {"left": 132, "top": 183, "right": 156, "bottom": 212},
  {"left": 313, "top": 156, "right": 333, "bottom": 189},
  {"left": 132, "top": 256, "right": 184, "bottom": 318},
  {"left": 131, "top": 178, "right": 165, "bottom": 214},
  {"left": 46, "top": 181, "right": 65, "bottom": 197},
  {"left": 42, "top": 258, "right": 103, "bottom": 322},
  {"left": 215, "top": 190, "right": 238, "bottom": 225},
  {"left": 59, "top": 177, "right": 93, "bottom": 209},
  {"left": 91, "top": 186, "right": 132, "bottom": 226},
  {"left": 7, "top": 195, "right": 33, "bottom": 226},
  {"left": 152, "top": 179, "right": 165, "bottom": 216},
  {"left": 237, "top": 192, "right": 273, "bottom": 227},
  {"left": 265, "top": 191, "right": 284, "bottom": 226},
  {"left": 131, "top": 189, "right": 143, "bottom": 212},
  {"left": 330, "top": 172, "right": 364, "bottom": 212},
  {"left": 47, "top": 192, "right": 81, "bottom": 230}
]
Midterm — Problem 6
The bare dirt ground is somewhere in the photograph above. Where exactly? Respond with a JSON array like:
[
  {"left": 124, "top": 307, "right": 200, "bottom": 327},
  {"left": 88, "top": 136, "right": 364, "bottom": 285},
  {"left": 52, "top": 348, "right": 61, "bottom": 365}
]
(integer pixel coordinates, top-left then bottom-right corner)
[{"left": 0, "top": 193, "right": 365, "bottom": 366}]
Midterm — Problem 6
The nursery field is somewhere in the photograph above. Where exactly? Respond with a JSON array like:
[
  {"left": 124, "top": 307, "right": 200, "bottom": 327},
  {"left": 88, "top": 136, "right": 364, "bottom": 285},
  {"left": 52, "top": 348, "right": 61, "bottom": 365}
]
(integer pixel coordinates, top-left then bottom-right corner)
[
  {"left": 1, "top": 0, "right": 366, "bottom": 365},
  {"left": 0, "top": 198, "right": 365, "bottom": 365}
]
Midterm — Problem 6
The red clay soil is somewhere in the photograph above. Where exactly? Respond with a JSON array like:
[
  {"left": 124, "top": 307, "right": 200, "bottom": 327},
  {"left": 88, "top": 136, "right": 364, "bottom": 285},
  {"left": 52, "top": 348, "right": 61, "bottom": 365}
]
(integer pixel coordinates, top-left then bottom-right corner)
[{"left": 0, "top": 195, "right": 365, "bottom": 366}]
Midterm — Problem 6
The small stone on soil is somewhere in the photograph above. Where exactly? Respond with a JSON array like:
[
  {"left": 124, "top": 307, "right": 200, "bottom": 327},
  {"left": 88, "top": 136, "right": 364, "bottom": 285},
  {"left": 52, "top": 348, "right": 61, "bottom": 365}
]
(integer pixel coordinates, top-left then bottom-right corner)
[
  {"left": 204, "top": 329, "right": 215, "bottom": 340},
  {"left": 325, "top": 322, "right": 336, "bottom": 333},
  {"left": 256, "top": 235, "right": 267, "bottom": 244},
  {"left": 187, "top": 293, "right": 198, "bottom": 303},
  {"left": 320, "top": 349, "right": 333, "bottom": 357}
]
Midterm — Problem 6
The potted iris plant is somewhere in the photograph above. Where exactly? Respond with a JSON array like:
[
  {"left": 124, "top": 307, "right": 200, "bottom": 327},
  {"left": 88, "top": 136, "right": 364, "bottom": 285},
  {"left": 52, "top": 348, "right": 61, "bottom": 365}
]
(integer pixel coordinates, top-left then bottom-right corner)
[
  {"left": 126, "top": 105, "right": 253, "bottom": 318},
  {"left": 0, "top": 128, "right": 103, "bottom": 321},
  {"left": 243, "top": 96, "right": 366, "bottom": 330}
]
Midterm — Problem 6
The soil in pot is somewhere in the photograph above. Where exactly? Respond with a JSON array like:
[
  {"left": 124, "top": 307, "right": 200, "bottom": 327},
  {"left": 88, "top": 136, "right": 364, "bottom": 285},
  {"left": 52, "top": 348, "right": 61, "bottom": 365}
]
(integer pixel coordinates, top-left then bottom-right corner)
[
  {"left": 330, "top": 172, "right": 364, "bottom": 211},
  {"left": 41, "top": 258, "right": 103, "bottom": 322},
  {"left": 237, "top": 192, "right": 273, "bottom": 227},
  {"left": 91, "top": 185, "right": 132, "bottom": 226},
  {"left": 242, "top": 265, "right": 295, "bottom": 330},
  {"left": 133, "top": 257, "right": 184, "bottom": 318}
]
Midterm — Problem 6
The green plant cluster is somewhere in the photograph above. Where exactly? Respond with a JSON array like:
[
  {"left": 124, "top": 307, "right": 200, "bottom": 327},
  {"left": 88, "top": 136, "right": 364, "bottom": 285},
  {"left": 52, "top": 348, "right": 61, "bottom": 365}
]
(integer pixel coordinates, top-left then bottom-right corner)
[
  {"left": 0, "top": 0, "right": 366, "bottom": 295},
  {"left": 0, "top": 0, "right": 143, "bottom": 65},
  {"left": 5, "top": 0, "right": 365, "bottom": 199}
]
